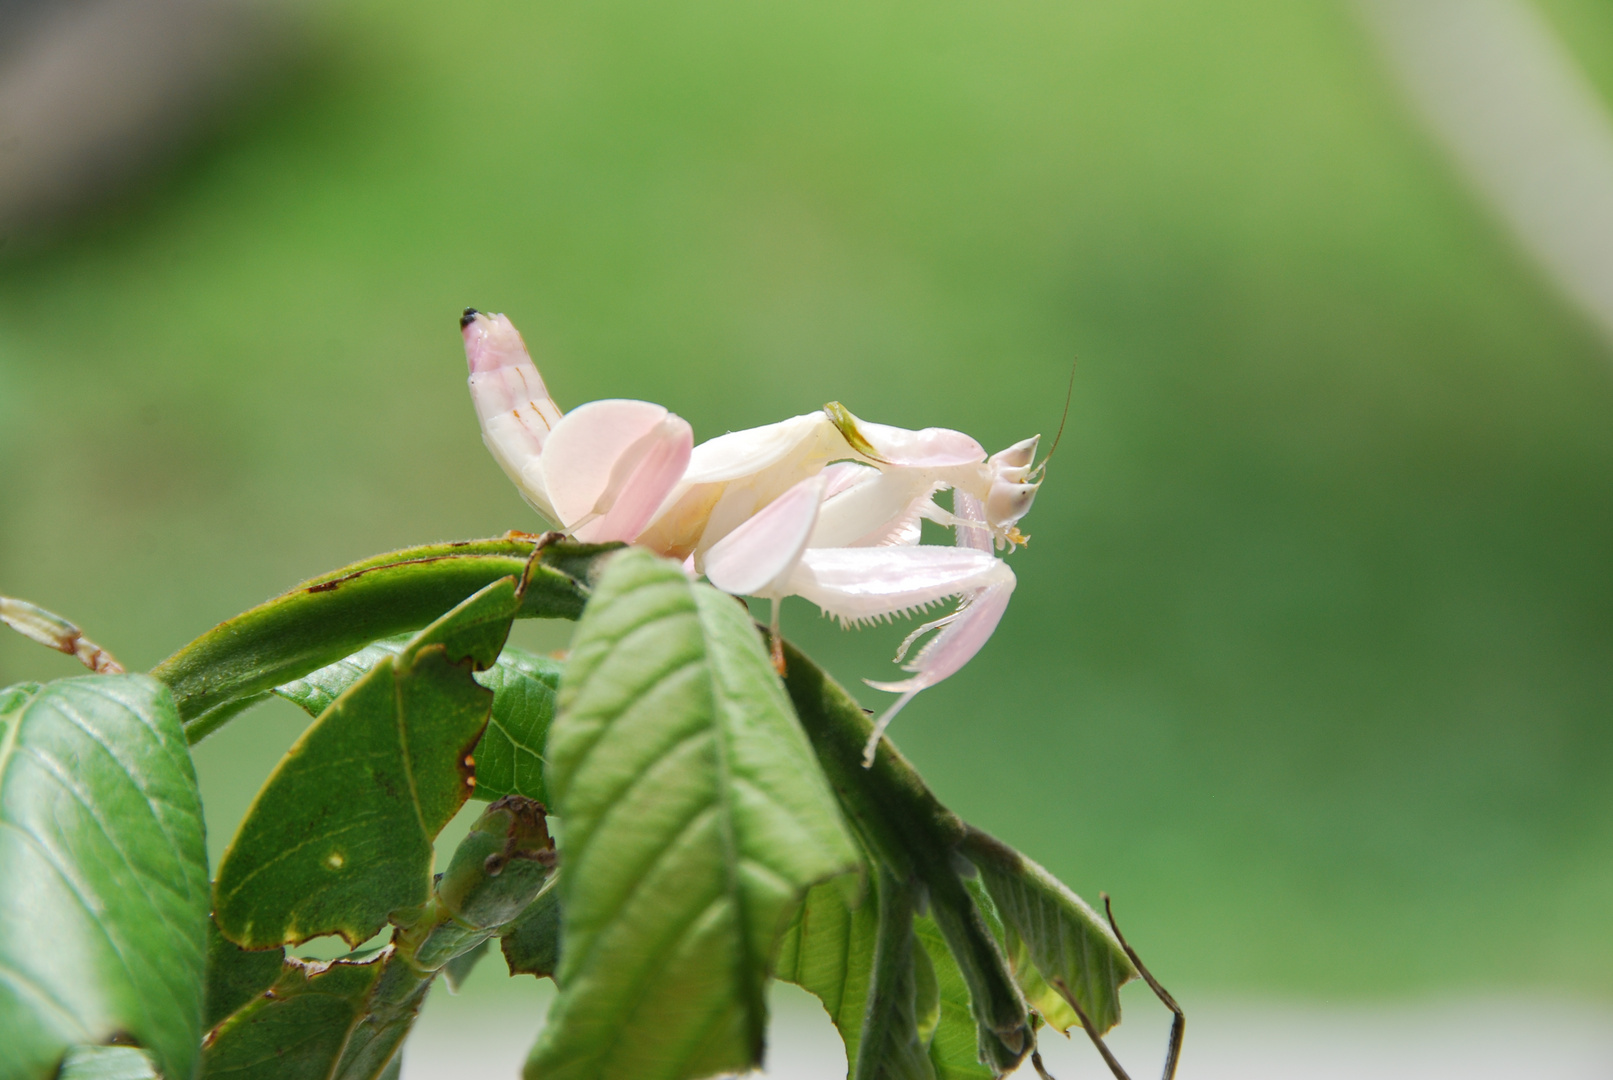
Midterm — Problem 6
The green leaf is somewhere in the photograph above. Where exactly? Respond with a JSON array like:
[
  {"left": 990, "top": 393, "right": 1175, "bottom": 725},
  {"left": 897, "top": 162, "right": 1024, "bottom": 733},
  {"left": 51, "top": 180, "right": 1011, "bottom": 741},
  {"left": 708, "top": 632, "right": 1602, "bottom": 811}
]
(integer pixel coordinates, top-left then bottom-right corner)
[
  {"left": 151, "top": 537, "right": 615, "bottom": 737},
  {"left": 412, "top": 796, "right": 558, "bottom": 968},
  {"left": 204, "top": 919, "right": 285, "bottom": 1030},
  {"left": 955, "top": 877, "right": 1079, "bottom": 1043},
  {"left": 213, "top": 578, "right": 522, "bottom": 949},
  {"left": 471, "top": 647, "right": 562, "bottom": 804},
  {"left": 278, "top": 638, "right": 562, "bottom": 805},
  {"left": 913, "top": 917, "right": 993, "bottom": 1080},
  {"left": 530, "top": 549, "right": 859, "bottom": 1080},
  {"left": 272, "top": 638, "right": 410, "bottom": 719},
  {"left": 775, "top": 865, "right": 946, "bottom": 1080},
  {"left": 55, "top": 1046, "right": 159, "bottom": 1080},
  {"left": 204, "top": 799, "right": 556, "bottom": 1080},
  {"left": 851, "top": 868, "right": 937, "bottom": 1080},
  {"left": 773, "top": 878, "right": 877, "bottom": 1070},
  {"left": 961, "top": 829, "right": 1135, "bottom": 1036},
  {"left": 0, "top": 676, "right": 209, "bottom": 1080},
  {"left": 777, "top": 643, "right": 1033, "bottom": 1074},
  {"left": 501, "top": 881, "right": 562, "bottom": 979},
  {"left": 199, "top": 950, "right": 429, "bottom": 1080},
  {"left": 1002, "top": 928, "right": 1080, "bottom": 1035}
]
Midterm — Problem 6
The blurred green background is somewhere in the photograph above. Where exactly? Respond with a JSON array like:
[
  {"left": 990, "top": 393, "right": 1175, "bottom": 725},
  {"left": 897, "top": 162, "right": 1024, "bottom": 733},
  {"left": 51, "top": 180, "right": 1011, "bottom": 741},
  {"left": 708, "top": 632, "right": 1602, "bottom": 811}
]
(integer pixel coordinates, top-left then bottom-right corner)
[{"left": 2, "top": 0, "right": 1610, "bottom": 1004}]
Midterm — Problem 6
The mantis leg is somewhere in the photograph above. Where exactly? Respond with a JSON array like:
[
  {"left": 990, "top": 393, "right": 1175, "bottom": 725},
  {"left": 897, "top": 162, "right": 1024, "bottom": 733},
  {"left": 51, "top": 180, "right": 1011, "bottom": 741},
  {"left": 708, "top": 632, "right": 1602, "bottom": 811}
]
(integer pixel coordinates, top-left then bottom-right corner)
[
  {"left": 777, "top": 546, "right": 1016, "bottom": 763},
  {"left": 702, "top": 475, "right": 826, "bottom": 597},
  {"left": 540, "top": 399, "right": 693, "bottom": 543}
]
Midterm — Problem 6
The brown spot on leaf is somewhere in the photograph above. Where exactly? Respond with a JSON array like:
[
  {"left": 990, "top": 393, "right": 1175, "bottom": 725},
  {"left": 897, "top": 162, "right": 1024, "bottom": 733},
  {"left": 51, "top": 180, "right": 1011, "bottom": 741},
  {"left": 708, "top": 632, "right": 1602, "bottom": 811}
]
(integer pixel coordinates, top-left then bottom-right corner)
[{"left": 303, "top": 555, "right": 455, "bottom": 593}]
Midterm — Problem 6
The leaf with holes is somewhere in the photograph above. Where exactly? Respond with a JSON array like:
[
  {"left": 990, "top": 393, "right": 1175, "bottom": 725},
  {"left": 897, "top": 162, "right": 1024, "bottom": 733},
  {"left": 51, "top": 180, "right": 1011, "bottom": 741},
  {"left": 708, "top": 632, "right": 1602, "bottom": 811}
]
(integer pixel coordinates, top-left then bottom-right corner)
[
  {"left": 278, "top": 637, "right": 562, "bottom": 807},
  {"left": 212, "top": 577, "right": 521, "bottom": 950},
  {"left": 199, "top": 949, "right": 423, "bottom": 1080},
  {"left": 774, "top": 877, "right": 878, "bottom": 1071},
  {"left": 0, "top": 676, "right": 209, "bottom": 1080},
  {"left": 529, "top": 548, "right": 859, "bottom": 1080}
]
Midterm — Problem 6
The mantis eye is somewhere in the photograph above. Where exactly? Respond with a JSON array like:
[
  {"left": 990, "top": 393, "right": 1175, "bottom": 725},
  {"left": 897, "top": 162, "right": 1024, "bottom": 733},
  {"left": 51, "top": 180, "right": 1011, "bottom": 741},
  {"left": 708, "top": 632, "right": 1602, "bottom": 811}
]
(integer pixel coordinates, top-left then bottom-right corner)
[{"left": 986, "top": 478, "right": 1039, "bottom": 529}]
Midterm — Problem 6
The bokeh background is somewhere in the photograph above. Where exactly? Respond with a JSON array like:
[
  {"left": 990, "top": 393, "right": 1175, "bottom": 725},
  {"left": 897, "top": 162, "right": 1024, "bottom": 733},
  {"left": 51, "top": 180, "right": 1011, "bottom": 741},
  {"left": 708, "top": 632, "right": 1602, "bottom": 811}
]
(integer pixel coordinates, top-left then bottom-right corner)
[{"left": 2, "top": 0, "right": 1611, "bottom": 1073}]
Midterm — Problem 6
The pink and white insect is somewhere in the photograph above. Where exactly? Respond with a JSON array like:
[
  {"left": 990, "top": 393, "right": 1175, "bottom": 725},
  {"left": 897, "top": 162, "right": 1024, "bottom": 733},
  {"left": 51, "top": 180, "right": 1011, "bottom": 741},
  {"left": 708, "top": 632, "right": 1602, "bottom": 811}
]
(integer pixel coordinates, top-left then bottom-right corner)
[{"left": 461, "top": 308, "right": 1044, "bottom": 763}]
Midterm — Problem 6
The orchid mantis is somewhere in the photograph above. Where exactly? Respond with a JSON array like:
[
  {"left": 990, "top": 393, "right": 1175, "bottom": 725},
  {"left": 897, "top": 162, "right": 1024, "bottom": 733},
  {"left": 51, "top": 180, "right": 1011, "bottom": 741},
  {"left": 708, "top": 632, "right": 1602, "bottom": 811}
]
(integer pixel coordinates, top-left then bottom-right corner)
[{"left": 462, "top": 308, "right": 1044, "bottom": 763}]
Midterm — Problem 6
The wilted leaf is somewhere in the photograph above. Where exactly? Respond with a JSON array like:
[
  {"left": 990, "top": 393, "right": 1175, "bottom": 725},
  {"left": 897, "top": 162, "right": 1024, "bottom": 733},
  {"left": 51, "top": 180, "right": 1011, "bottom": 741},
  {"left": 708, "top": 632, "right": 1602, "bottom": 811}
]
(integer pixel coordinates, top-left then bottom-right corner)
[
  {"left": 0, "top": 676, "right": 208, "bottom": 1080},
  {"left": 530, "top": 549, "right": 859, "bottom": 1080},
  {"left": 213, "top": 578, "right": 521, "bottom": 949}
]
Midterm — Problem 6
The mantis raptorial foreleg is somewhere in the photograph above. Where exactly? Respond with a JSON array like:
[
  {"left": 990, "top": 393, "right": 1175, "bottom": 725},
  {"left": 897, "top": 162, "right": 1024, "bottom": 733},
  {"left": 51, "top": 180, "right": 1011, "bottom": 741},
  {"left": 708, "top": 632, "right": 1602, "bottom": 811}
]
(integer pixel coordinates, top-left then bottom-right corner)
[{"left": 709, "top": 492, "right": 1020, "bottom": 763}]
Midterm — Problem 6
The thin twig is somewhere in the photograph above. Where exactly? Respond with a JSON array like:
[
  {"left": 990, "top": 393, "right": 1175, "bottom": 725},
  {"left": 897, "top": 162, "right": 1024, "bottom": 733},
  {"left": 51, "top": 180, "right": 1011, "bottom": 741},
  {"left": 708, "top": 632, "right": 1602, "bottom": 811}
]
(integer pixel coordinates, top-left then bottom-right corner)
[
  {"left": 1065, "top": 989, "right": 1133, "bottom": 1080},
  {"left": 1103, "top": 893, "right": 1185, "bottom": 1080}
]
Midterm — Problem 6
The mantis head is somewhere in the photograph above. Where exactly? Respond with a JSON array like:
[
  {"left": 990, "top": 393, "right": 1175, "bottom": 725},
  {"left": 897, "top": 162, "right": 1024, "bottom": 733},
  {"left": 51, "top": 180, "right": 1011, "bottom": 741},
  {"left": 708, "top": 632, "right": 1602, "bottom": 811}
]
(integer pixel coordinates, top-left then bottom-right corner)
[{"left": 984, "top": 435, "right": 1041, "bottom": 546}]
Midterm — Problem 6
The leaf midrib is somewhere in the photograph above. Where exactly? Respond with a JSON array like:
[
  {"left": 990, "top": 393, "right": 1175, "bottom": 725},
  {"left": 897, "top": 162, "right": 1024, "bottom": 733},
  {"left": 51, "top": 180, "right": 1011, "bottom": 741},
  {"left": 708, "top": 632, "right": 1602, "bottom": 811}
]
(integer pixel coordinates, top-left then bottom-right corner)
[
  {"left": 695, "top": 589, "right": 762, "bottom": 1073},
  {"left": 391, "top": 652, "right": 431, "bottom": 845}
]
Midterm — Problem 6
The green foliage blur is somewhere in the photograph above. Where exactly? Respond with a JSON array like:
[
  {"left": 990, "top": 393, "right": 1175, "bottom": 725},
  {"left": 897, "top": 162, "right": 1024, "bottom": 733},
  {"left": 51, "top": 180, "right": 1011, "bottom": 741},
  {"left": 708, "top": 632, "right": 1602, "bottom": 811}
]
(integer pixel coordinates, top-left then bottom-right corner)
[{"left": 1, "top": 0, "right": 1609, "bottom": 1000}]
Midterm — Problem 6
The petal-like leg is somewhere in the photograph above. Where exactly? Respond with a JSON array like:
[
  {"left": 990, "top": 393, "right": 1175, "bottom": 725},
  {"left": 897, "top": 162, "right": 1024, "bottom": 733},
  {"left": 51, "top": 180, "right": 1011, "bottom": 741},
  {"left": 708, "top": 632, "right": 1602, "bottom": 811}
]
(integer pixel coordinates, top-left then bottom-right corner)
[
  {"left": 462, "top": 310, "right": 565, "bottom": 522},
  {"left": 819, "top": 460, "right": 878, "bottom": 498},
  {"left": 540, "top": 399, "right": 694, "bottom": 543},
  {"left": 864, "top": 577, "right": 1013, "bottom": 763},
  {"left": 784, "top": 546, "right": 1009, "bottom": 624},
  {"left": 775, "top": 545, "right": 1015, "bottom": 762},
  {"left": 703, "top": 474, "right": 827, "bottom": 597}
]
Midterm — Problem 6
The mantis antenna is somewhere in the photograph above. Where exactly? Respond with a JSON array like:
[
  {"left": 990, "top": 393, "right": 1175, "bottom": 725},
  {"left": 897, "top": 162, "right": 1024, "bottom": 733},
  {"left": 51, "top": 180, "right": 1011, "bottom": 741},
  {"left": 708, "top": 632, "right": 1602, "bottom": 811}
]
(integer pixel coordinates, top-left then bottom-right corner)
[{"left": 1029, "top": 353, "right": 1078, "bottom": 483}]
